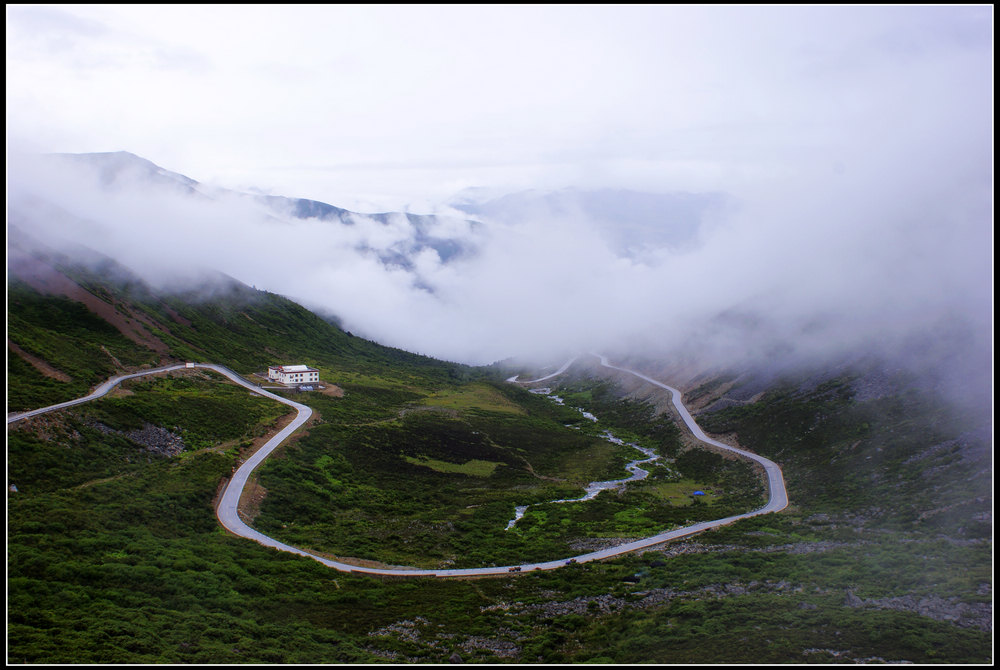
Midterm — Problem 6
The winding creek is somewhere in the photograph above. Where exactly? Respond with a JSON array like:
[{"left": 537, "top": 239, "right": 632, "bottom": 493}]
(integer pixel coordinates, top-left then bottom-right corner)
[{"left": 505, "top": 388, "right": 663, "bottom": 530}]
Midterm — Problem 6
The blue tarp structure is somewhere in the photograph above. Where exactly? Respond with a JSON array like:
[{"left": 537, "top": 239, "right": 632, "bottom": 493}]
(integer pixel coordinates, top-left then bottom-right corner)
[{"left": 692, "top": 490, "right": 705, "bottom": 496}]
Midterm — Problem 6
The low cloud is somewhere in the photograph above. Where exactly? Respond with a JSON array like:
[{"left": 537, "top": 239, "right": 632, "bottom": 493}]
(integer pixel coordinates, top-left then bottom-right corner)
[
  {"left": 9, "top": 138, "right": 990, "bottom": 387},
  {"left": 5, "top": 4, "right": 993, "bottom": 416}
]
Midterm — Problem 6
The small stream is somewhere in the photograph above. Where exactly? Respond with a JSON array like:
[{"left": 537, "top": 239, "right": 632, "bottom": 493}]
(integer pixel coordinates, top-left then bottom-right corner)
[{"left": 505, "top": 389, "right": 661, "bottom": 530}]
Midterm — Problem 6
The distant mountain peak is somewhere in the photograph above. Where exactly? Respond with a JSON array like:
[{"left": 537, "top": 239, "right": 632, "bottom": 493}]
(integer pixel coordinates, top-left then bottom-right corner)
[{"left": 49, "top": 150, "right": 201, "bottom": 194}]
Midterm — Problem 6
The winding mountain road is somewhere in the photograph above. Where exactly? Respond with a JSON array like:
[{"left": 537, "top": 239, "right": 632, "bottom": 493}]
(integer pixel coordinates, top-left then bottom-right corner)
[
  {"left": 593, "top": 355, "right": 788, "bottom": 516},
  {"left": 8, "top": 357, "right": 787, "bottom": 577},
  {"left": 506, "top": 356, "right": 578, "bottom": 383}
]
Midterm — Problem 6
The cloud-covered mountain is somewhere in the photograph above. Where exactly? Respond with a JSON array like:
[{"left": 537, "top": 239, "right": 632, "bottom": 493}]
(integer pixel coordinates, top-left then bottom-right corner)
[
  {"left": 54, "top": 151, "right": 203, "bottom": 195},
  {"left": 7, "top": 149, "right": 991, "bottom": 421},
  {"left": 31, "top": 151, "right": 480, "bottom": 272},
  {"left": 7, "top": 151, "right": 735, "bottom": 363}
]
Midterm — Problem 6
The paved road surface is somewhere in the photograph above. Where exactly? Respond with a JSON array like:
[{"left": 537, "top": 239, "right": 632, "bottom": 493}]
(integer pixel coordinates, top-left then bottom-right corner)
[
  {"left": 506, "top": 356, "right": 578, "bottom": 383},
  {"left": 594, "top": 355, "right": 788, "bottom": 516},
  {"left": 7, "top": 364, "right": 190, "bottom": 424},
  {"left": 8, "top": 356, "right": 787, "bottom": 577}
]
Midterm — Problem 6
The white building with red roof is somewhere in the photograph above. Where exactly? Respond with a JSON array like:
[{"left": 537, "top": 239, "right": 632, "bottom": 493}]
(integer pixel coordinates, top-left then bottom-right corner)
[{"left": 267, "top": 364, "right": 320, "bottom": 385}]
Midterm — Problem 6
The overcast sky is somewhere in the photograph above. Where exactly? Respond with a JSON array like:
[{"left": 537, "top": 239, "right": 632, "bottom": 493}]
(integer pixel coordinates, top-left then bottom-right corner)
[
  {"left": 7, "top": 5, "right": 992, "bottom": 211},
  {"left": 6, "top": 5, "right": 993, "bottom": 404}
]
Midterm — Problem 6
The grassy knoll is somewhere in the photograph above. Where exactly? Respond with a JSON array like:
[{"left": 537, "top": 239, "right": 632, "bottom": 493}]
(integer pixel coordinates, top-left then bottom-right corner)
[
  {"left": 419, "top": 382, "right": 528, "bottom": 414},
  {"left": 82, "top": 371, "right": 290, "bottom": 448},
  {"left": 7, "top": 371, "right": 291, "bottom": 495}
]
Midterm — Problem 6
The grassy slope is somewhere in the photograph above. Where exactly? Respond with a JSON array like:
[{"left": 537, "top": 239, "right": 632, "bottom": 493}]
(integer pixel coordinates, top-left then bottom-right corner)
[
  {"left": 7, "top": 252, "right": 466, "bottom": 412},
  {"left": 7, "top": 260, "right": 991, "bottom": 663},
  {"left": 7, "top": 278, "right": 161, "bottom": 408},
  {"left": 695, "top": 374, "right": 992, "bottom": 536},
  {"left": 251, "top": 379, "right": 734, "bottom": 569}
]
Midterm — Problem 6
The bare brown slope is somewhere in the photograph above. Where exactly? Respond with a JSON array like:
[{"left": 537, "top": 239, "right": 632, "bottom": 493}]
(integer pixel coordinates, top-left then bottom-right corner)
[
  {"left": 9, "top": 251, "right": 171, "bottom": 356},
  {"left": 8, "top": 339, "right": 73, "bottom": 381}
]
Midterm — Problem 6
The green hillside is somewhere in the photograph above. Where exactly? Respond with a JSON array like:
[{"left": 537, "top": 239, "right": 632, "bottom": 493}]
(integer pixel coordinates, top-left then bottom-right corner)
[
  {"left": 6, "top": 250, "right": 991, "bottom": 664},
  {"left": 7, "top": 244, "right": 466, "bottom": 412}
]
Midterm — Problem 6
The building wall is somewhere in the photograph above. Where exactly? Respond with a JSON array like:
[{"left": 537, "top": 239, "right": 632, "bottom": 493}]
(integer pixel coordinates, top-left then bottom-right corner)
[{"left": 272, "top": 368, "right": 319, "bottom": 384}]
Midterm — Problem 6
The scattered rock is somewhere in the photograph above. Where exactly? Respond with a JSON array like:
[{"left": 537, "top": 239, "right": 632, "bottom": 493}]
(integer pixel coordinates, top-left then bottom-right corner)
[
  {"left": 93, "top": 421, "right": 185, "bottom": 456},
  {"left": 843, "top": 589, "right": 991, "bottom": 631},
  {"left": 459, "top": 637, "right": 521, "bottom": 658},
  {"left": 844, "top": 590, "right": 865, "bottom": 607}
]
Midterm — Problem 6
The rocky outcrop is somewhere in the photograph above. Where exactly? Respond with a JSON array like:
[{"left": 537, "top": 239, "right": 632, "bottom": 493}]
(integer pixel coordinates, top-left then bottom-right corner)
[
  {"left": 367, "top": 617, "right": 523, "bottom": 662},
  {"left": 93, "top": 422, "right": 185, "bottom": 456},
  {"left": 844, "top": 589, "right": 992, "bottom": 632},
  {"left": 459, "top": 636, "right": 521, "bottom": 659}
]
